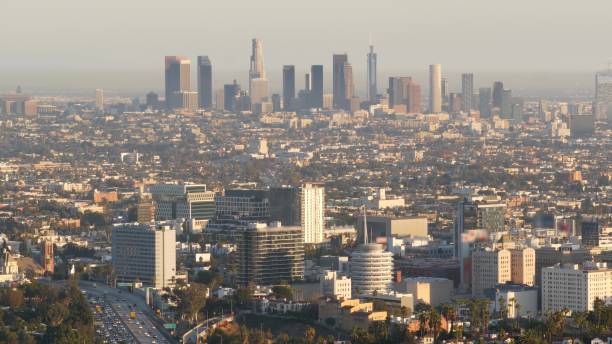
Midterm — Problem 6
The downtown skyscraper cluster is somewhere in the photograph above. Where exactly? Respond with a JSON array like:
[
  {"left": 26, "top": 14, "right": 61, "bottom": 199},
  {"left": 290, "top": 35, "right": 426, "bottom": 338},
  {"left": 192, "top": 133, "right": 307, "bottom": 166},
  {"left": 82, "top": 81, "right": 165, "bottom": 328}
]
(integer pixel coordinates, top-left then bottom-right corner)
[{"left": 159, "top": 38, "right": 560, "bottom": 125}]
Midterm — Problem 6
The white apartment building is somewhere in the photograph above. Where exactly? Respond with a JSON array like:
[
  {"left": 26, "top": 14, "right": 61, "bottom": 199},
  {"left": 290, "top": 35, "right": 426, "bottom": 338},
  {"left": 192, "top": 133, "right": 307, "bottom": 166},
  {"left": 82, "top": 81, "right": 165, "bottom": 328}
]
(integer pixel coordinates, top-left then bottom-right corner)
[
  {"left": 301, "top": 183, "right": 324, "bottom": 244},
  {"left": 320, "top": 270, "right": 352, "bottom": 300},
  {"left": 350, "top": 243, "right": 394, "bottom": 296},
  {"left": 542, "top": 262, "right": 612, "bottom": 313},
  {"left": 112, "top": 222, "right": 177, "bottom": 289},
  {"left": 494, "top": 285, "right": 538, "bottom": 319}
]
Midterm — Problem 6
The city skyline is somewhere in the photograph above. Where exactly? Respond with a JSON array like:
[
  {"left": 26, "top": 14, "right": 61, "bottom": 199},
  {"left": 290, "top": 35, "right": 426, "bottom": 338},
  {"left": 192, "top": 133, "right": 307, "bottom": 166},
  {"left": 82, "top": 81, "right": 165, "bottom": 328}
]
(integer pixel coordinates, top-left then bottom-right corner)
[
  {"left": 2, "top": 0, "right": 612, "bottom": 95},
  {"left": 0, "top": 2, "right": 611, "bottom": 343}
]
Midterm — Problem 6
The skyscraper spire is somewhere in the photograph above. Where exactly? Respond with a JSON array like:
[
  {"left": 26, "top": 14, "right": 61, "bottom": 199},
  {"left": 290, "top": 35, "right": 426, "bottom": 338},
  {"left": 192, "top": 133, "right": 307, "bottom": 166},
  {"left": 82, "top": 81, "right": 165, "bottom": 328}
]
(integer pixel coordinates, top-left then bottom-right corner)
[
  {"left": 367, "top": 41, "right": 377, "bottom": 102},
  {"left": 249, "top": 38, "right": 265, "bottom": 82}
]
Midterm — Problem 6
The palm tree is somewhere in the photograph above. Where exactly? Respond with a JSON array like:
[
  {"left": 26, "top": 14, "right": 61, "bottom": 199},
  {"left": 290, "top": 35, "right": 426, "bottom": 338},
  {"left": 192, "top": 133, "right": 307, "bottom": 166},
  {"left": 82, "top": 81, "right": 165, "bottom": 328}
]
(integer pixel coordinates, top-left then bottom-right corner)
[
  {"left": 479, "top": 299, "right": 491, "bottom": 336},
  {"left": 429, "top": 309, "right": 442, "bottom": 340},
  {"left": 498, "top": 296, "right": 508, "bottom": 319},
  {"left": 572, "top": 311, "right": 587, "bottom": 335},
  {"left": 545, "top": 310, "right": 566, "bottom": 343},
  {"left": 418, "top": 311, "right": 430, "bottom": 338},
  {"left": 439, "top": 303, "right": 457, "bottom": 336}
]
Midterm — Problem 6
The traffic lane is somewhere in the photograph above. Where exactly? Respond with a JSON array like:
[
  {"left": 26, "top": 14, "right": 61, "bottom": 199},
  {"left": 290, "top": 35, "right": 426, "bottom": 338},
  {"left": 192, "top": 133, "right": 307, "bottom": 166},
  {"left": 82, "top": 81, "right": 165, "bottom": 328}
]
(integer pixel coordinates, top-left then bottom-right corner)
[
  {"left": 111, "top": 300, "right": 168, "bottom": 344},
  {"left": 88, "top": 294, "right": 137, "bottom": 344},
  {"left": 80, "top": 282, "right": 176, "bottom": 344}
]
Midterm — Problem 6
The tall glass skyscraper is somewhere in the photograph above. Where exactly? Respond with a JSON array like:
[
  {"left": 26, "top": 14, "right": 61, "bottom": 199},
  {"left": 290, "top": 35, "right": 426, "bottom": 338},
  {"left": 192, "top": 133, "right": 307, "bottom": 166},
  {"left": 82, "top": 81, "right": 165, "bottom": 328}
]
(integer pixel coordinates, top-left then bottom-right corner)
[
  {"left": 282, "top": 65, "right": 295, "bottom": 111},
  {"left": 197, "top": 56, "right": 212, "bottom": 109},
  {"left": 367, "top": 45, "right": 377, "bottom": 102},
  {"left": 461, "top": 73, "right": 474, "bottom": 112},
  {"left": 333, "top": 54, "right": 349, "bottom": 110},
  {"left": 595, "top": 70, "right": 612, "bottom": 121},
  {"left": 310, "top": 65, "right": 324, "bottom": 109},
  {"left": 164, "top": 56, "right": 191, "bottom": 110}
]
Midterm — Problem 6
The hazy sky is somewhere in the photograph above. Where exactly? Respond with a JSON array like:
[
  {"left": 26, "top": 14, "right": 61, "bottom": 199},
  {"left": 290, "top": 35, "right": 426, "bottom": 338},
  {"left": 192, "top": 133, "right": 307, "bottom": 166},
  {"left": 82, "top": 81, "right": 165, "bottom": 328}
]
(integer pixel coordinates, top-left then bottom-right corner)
[{"left": 2, "top": 0, "right": 611, "bottom": 96}]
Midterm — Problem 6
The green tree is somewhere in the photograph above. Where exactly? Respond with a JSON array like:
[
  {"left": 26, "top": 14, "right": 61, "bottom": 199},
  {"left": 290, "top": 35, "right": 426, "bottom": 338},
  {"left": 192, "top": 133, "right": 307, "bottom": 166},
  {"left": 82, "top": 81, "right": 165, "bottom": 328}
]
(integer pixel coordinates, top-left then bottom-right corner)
[
  {"left": 305, "top": 326, "right": 317, "bottom": 343},
  {"left": 46, "top": 302, "right": 70, "bottom": 327},
  {"left": 176, "top": 283, "right": 208, "bottom": 324},
  {"left": 272, "top": 285, "right": 293, "bottom": 300},
  {"left": 1, "top": 288, "right": 24, "bottom": 309}
]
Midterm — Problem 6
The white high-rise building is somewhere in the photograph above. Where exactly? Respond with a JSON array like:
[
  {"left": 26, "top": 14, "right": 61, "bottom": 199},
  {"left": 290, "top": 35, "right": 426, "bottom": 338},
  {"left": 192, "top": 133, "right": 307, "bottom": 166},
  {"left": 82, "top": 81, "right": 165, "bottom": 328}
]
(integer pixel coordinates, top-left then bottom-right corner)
[
  {"left": 301, "top": 183, "right": 324, "bottom": 244},
  {"left": 542, "top": 263, "right": 612, "bottom": 313},
  {"left": 249, "top": 38, "right": 265, "bottom": 84},
  {"left": 112, "top": 222, "right": 177, "bottom": 288},
  {"left": 429, "top": 64, "right": 442, "bottom": 113},
  {"left": 351, "top": 243, "right": 394, "bottom": 296},
  {"left": 95, "top": 88, "right": 104, "bottom": 111}
]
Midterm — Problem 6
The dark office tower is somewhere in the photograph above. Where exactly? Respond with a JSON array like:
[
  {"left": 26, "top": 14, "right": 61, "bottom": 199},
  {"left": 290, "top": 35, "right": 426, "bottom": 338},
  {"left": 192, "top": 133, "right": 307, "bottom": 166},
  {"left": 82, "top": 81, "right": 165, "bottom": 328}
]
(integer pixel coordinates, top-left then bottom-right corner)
[
  {"left": 512, "top": 98, "right": 524, "bottom": 121},
  {"left": 310, "top": 65, "right": 324, "bottom": 108},
  {"left": 570, "top": 114, "right": 596, "bottom": 138},
  {"left": 461, "top": 73, "right": 474, "bottom": 112},
  {"left": 223, "top": 80, "right": 241, "bottom": 112},
  {"left": 333, "top": 54, "right": 349, "bottom": 109},
  {"left": 271, "top": 94, "right": 281, "bottom": 112},
  {"left": 500, "top": 89, "right": 512, "bottom": 118},
  {"left": 367, "top": 45, "right": 377, "bottom": 102},
  {"left": 304, "top": 73, "right": 311, "bottom": 92},
  {"left": 581, "top": 217, "right": 601, "bottom": 247},
  {"left": 282, "top": 65, "right": 295, "bottom": 111},
  {"left": 492, "top": 81, "right": 504, "bottom": 108},
  {"left": 449, "top": 93, "right": 462, "bottom": 113},
  {"left": 479, "top": 87, "right": 492, "bottom": 118},
  {"left": 388, "top": 77, "right": 401, "bottom": 108},
  {"left": 595, "top": 70, "right": 612, "bottom": 121},
  {"left": 269, "top": 186, "right": 301, "bottom": 226},
  {"left": 146, "top": 92, "right": 159, "bottom": 110},
  {"left": 197, "top": 56, "right": 213, "bottom": 109},
  {"left": 441, "top": 77, "right": 449, "bottom": 103},
  {"left": 388, "top": 77, "right": 421, "bottom": 113},
  {"left": 164, "top": 56, "right": 191, "bottom": 110}
]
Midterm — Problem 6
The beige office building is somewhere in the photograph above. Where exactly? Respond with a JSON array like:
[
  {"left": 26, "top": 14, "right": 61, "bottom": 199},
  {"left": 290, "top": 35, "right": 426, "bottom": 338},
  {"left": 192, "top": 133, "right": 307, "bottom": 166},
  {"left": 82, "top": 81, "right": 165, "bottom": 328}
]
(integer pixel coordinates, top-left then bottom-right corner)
[
  {"left": 510, "top": 247, "right": 536, "bottom": 286},
  {"left": 542, "top": 263, "right": 612, "bottom": 313},
  {"left": 400, "top": 277, "right": 453, "bottom": 307},
  {"left": 471, "top": 248, "right": 511, "bottom": 297},
  {"left": 249, "top": 78, "right": 269, "bottom": 105},
  {"left": 112, "top": 222, "right": 176, "bottom": 289}
]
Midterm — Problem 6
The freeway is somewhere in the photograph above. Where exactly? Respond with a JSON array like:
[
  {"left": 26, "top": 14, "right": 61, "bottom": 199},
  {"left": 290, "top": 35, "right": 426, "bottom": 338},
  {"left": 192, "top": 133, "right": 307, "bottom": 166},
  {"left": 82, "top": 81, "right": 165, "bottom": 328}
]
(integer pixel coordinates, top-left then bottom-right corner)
[
  {"left": 182, "top": 316, "right": 221, "bottom": 344},
  {"left": 80, "top": 281, "right": 176, "bottom": 344}
]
